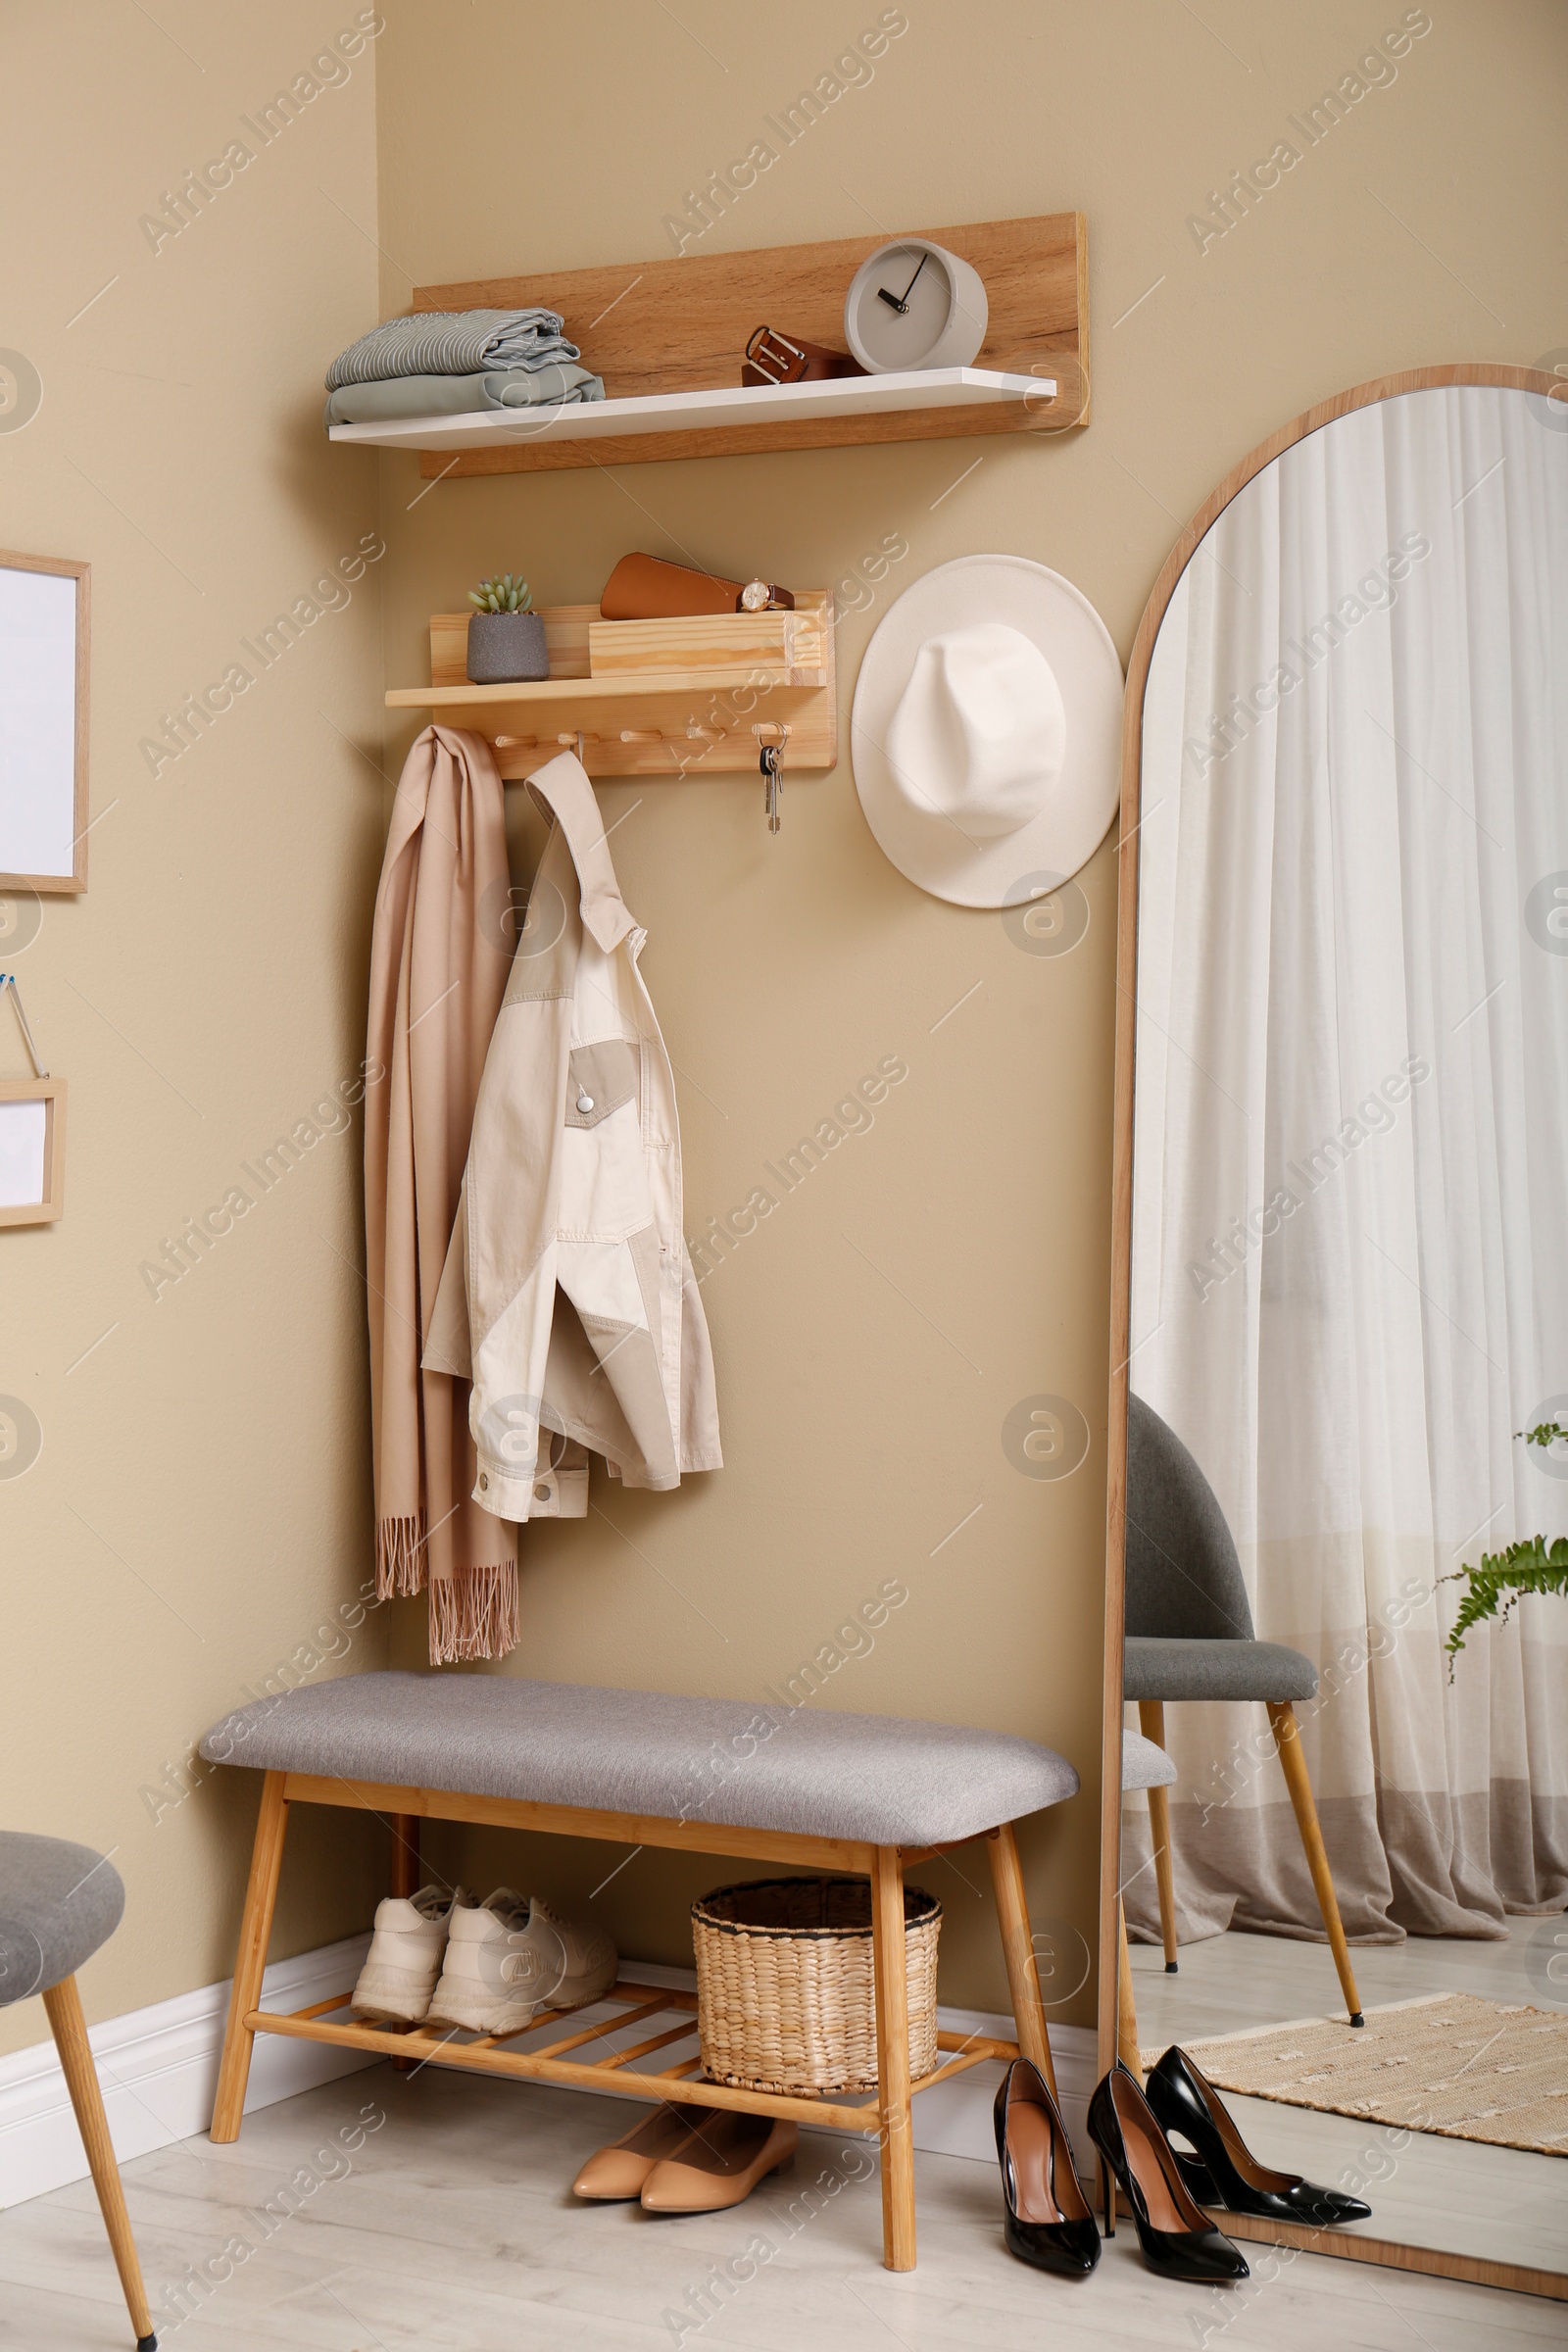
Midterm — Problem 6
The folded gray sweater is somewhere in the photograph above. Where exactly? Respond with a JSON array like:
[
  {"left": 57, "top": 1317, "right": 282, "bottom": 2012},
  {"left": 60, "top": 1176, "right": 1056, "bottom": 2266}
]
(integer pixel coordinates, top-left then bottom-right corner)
[
  {"left": 325, "top": 364, "right": 606, "bottom": 427},
  {"left": 326, "top": 308, "right": 582, "bottom": 389}
]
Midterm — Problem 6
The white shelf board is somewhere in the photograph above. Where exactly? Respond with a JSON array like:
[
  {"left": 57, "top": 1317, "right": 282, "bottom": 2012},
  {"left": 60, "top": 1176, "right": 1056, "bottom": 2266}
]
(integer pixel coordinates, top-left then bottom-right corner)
[{"left": 327, "top": 367, "right": 1054, "bottom": 453}]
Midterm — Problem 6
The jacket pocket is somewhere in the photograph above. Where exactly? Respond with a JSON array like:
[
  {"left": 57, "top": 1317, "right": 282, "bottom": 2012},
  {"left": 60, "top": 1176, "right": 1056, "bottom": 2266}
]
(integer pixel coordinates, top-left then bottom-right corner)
[{"left": 565, "top": 1038, "right": 641, "bottom": 1129}]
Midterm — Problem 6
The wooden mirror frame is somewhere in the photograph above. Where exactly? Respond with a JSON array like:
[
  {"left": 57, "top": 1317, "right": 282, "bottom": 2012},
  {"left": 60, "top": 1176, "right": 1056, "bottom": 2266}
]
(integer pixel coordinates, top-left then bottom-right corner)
[{"left": 1095, "top": 362, "right": 1566, "bottom": 2301}]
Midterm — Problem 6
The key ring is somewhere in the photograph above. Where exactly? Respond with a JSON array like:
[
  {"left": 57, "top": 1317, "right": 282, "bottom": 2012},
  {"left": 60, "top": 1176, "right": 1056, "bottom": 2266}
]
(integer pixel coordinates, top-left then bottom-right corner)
[{"left": 753, "top": 724, "right": 791, "bottom": 835}]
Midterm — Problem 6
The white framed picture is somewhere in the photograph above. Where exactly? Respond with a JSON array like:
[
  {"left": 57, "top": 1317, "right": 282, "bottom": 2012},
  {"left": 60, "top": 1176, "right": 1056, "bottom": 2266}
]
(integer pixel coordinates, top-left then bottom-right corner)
[
  {"left": 0, "top": 1076, "right": 66, "bottom": 1226},
  {"left": 0, "top": 551, "right": 89, "bottom": 893}
]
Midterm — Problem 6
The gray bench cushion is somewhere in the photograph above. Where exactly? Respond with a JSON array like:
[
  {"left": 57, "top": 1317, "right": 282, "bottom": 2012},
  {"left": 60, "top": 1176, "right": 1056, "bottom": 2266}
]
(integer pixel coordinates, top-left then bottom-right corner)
[
  {"left": 1123, "top": 1636, "right": 1317, "bottom": 1703},
  {"left": 198, "top": 1672, "right": 1079, "bottom": 1848},
  {"left": 0, "top": 1832, "right": 125, "bottom": 2006}
]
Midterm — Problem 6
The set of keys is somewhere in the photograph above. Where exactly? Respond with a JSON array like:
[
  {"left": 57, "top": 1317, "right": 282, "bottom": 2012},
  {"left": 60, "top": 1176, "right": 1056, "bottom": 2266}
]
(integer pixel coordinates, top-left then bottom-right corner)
[{"left": 755, "top": 723, "right": 790, "bottom": 835}]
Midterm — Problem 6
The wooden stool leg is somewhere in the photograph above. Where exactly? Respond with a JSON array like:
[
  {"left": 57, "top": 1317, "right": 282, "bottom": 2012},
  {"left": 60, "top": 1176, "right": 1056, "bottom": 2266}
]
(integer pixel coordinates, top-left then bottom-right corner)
[
  {"left": 870, "top": 1844, "right": 916, "bottom": 2272},
  {"left": 1116, "top": 1897, "right": 1143, "bottom": 2082},
  {"left": 1138, "top": 1699, "right": 1180, "bottom": 1973},
  {"left": 986, "top": 1820, "right": 1058, "bottom": 2102},
  {"left": 211, "top": 1770, "right": 289, "bottom": 2140},
  {"left": 1266, "top": 1701, "right": 1363, "bottom": 2026},
  {"left": 41, "top": 1974, "right": 156, "bottom": 2348}
]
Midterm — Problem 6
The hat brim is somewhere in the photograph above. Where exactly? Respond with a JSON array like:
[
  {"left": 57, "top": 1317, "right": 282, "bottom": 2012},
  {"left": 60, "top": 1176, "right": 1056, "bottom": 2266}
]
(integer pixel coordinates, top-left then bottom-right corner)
[{"left": 850, "top": 554, "right": 1124, "bottom": 908}]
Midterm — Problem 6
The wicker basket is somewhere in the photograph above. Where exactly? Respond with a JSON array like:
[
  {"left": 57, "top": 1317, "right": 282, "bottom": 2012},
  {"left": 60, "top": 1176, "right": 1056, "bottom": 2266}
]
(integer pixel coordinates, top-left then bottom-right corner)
[{"left": 692, "top": 1877, "right": 942, "bottom": 2096}]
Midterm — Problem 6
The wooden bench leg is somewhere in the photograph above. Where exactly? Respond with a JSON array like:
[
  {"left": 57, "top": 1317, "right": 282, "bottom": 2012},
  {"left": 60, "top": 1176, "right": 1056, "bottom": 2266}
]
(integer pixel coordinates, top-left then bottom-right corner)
[
  {"left": 42, "top": 1974, "right": 157, "bottom": 2348},
  {"left": 986, "top": 1821, "right": 1059, "bottom": 2103},
  {"left": 390, "top": 1812, "right": 420, "bottom": 1898},
  {"left": 389, "top": 1812, "right": 422, "bottom": 2073},
  {"left": 870, "top": 1843, "right": 916, "bottom": 2272},
  {"left": 1138, "top": 1699, "right": 1180, "bottom": 1972},
  {"left": 1266, "top": 1702, "right": 1363, "bottom": 2027},
  {"left": 211, "top": 1770, "right": 289, "bottom": 2142}
]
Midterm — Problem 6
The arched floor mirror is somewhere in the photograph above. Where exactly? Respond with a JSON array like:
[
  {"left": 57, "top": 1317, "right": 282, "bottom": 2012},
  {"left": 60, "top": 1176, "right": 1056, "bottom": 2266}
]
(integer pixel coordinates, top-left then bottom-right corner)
[{"left": 1100, "top": 364, "right": 1568, "bottom": 2300}]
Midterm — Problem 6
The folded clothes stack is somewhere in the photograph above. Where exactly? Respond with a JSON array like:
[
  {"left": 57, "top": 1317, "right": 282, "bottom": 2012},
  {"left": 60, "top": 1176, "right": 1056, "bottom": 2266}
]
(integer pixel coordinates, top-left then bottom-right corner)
[{"left": 323, "top": 306, "right": 606, "bottom": 425}]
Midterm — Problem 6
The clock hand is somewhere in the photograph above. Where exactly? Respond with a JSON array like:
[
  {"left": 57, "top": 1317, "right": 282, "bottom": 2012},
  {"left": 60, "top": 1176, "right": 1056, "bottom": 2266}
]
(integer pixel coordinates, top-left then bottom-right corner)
[{"left": 875, "top": 252, "right": 931, "bottom": 316}]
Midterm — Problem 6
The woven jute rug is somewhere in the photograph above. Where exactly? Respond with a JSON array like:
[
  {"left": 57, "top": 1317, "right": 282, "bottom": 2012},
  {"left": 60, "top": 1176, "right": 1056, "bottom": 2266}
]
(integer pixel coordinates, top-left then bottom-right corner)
[{"left": 1154, "top": 1992, "right": 1568, "bottom": 2157}]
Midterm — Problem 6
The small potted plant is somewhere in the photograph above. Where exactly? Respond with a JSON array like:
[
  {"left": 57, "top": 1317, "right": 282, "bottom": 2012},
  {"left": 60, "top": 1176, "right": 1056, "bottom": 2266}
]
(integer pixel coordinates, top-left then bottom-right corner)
[
  {"left": 1444, "top": 1419, "right": 1568, "bottom": 1676},
  {"left": 466, "top": 572, "right": 548, "bottom": 683}
]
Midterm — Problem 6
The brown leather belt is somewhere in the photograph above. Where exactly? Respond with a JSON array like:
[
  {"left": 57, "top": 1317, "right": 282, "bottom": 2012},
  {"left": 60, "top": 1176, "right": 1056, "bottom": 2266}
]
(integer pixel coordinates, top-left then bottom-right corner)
[{"left": 743, "top": 324, "right": 866, "bottom": 388}]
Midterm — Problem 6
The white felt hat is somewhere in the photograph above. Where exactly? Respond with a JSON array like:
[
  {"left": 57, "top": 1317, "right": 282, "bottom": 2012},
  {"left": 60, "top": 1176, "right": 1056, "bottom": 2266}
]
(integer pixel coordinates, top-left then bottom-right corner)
[{"left": 850, "top": 555, "right": 1124, "bottom": 908}]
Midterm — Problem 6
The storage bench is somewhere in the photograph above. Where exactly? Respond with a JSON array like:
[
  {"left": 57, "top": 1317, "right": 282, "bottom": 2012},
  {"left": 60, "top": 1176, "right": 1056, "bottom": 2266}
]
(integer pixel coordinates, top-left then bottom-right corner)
[{"left": 199, "top": 1670, "right": 1079, "bottom": 2270}]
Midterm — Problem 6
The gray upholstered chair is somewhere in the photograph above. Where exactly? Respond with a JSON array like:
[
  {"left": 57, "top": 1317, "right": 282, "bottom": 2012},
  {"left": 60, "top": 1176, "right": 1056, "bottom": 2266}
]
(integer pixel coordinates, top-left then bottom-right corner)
[
  {"left": 1124, "top": 1394, "right": 1363, "bottom": 2027},
  {"left": 0, "top": 1834, "right": 157, "bottom": 2347}
]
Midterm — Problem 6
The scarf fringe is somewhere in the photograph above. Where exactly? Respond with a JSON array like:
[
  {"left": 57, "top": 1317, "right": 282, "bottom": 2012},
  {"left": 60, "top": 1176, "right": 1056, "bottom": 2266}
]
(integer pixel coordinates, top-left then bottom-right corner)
[
  {"left": 428, "top": 1562, "right": 520, "bottom": 1663},
  {"left": 376, "top": 1514, "right": 428, "bottom": 1598}
]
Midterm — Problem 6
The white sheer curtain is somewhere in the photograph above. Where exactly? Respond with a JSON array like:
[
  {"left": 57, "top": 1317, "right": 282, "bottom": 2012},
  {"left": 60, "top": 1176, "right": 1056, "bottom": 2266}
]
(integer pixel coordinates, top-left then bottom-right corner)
[{"left": 1127, "top": 385, "right": 1568, "bottom": 1945}]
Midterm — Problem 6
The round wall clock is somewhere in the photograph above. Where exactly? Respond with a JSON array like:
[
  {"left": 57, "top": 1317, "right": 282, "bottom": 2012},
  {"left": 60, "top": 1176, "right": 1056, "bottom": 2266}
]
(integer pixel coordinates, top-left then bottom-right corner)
[{"left": 842, "top": 238, "right": 988, "bottom": 374}]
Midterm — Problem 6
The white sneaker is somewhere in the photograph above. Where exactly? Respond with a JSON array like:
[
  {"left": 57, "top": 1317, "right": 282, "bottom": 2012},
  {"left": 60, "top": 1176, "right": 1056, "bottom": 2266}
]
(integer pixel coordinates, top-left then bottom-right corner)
[
  {"left": 351, "top": 1885, "right": 471, "bottom": 2023},
  {"left": 425, "top": 1887, "right": 616, "bottom": 2035}
]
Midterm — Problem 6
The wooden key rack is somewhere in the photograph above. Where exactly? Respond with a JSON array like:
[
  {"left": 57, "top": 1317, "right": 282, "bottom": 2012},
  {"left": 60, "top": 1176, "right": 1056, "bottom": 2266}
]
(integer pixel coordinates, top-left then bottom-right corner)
[{"left": 386, "top": 595, "right": 837, "bottom": 780}]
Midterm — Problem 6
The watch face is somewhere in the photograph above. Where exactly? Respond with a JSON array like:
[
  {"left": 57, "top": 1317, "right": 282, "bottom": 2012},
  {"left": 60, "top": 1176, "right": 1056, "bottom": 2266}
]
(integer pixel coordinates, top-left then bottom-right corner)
[
  {"left": 852, "top": 243, "right": 953, "bottom": 370},
  {"left": 740, "top": 580, "right": 769, "bottom": 611}
]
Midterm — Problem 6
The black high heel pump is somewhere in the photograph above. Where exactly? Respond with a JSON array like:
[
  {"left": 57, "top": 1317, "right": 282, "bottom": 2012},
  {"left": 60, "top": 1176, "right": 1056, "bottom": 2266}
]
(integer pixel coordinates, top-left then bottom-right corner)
[
  {"left": 993, "top": 2058, "right": 1101, "bottom": 2277},
  {"left": 1087, "top": 2063, "right": 1250, "bottom": 2284},
  {"left": 1146, "top": 2046, "right": 1371, "bottom": 2227}
]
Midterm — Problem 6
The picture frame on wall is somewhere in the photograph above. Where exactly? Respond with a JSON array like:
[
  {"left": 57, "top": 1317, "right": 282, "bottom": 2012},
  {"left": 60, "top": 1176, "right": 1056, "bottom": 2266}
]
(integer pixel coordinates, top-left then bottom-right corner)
[
  {"left": 0, "top": 1075, "right": 66, "bottom": 1226},
  {"left": 0, "top": 550, "right": 89, "bottom": 894}
]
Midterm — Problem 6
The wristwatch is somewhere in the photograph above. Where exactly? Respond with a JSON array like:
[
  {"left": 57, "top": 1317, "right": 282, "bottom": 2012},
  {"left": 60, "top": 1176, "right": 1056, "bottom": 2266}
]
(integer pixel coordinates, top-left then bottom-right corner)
[{"left": 737, "top": 579, "right": 796, "bottom": 612}]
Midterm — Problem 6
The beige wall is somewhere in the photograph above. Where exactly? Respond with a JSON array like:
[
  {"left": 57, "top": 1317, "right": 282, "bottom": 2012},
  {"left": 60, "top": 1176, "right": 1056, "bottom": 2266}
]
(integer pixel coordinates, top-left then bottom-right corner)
[
  {"left": 4, "top": 0, "right": 1562, "bottom": 2053},
  {"left": 0, "top": 6, "right": 387, "bottom": 2056},
  {"left": 370, "top": 0, "right": 1563, "bottom": 2023}
]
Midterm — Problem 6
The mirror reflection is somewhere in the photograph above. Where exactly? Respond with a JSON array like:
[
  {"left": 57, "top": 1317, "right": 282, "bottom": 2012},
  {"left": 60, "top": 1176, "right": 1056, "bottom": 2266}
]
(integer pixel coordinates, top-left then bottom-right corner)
[{"left": 1122, "top": 379, "right": 1568, "bottom": 2284}]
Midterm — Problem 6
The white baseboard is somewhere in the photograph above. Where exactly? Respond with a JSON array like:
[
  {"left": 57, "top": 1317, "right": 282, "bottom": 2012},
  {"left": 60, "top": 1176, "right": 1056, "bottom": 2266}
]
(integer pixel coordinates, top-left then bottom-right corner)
[
  {"left": 0, "top": 1938, "right": 1097, "bottom": 2210},
  {"left": 0, "top": 1935, "right": 377, "bottom": 2211}
]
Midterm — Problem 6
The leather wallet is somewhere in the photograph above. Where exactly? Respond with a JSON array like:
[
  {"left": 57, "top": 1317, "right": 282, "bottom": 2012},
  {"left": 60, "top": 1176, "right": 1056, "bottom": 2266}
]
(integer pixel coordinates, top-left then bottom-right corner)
[
  {"left": 600, "top": 552, "right": 746, "bottom": 620},
  {"left": 743, "top": 324, "right": 866, "bottom": 387}
]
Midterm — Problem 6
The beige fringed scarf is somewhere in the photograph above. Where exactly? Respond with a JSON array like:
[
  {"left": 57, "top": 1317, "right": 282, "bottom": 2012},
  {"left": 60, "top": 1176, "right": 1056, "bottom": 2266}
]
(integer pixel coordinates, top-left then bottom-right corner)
[{"left": 364, "top": 724, "right": 516, "bottom": 1661}]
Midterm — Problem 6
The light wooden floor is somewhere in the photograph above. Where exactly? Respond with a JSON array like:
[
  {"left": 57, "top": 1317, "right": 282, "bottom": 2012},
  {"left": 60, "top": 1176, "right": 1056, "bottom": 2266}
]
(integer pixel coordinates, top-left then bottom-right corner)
[
  {"left": 0, "top": 2063, "right": 1563, "bottom": 2348},
  {"left": 1130, "top": 1924, "right": 1568, "bottom": 2283}
]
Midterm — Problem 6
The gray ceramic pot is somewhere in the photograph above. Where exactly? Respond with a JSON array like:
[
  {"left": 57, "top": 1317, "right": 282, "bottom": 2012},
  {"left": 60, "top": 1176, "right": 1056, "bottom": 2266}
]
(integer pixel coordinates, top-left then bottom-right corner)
[{"left": 466, "top": 611, "right": 548, "bottom": 683}]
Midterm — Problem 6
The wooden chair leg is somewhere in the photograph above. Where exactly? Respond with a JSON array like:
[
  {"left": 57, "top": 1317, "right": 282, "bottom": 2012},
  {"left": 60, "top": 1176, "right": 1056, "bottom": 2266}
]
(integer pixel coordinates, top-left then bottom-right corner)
[
  {"left": 211, "top": 1770, "right": 289, "bottom": 2141},
  {"left": 870, "top": 1844, "right": 916, "bottom": 2272},
  {"left": 986, "top": 1820, "right": 1059, "bottom": 2103},
  {"left": 1116, "top": 1897, "right": 1143, "bottom": 2082},
  {"left": 41, "top": 1974, "right": 157, "bottom": 2349},
  {"left": 1266, "top": 1701, "right": 1364, "bottom": 2026},
  {"left": 1137, "top": 1698, "right": 1180, "bottom": 1973}
]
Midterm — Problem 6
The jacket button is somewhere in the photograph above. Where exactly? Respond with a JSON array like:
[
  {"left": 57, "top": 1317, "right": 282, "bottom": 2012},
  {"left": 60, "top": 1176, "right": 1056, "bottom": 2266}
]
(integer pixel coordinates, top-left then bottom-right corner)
[
  {"left": 478, "top": 1473, "right": 488, "bottom": 1491},
  {"left": 534, "top": 1483, "right": 551, "bottom": 1502},
  {"left": 576, "top": 1091, "right": 594, "bottom": 1113}
]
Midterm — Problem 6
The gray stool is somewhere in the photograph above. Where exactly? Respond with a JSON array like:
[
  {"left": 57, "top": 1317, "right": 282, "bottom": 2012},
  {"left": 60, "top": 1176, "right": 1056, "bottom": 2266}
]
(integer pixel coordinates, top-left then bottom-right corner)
[
  {"left": 1125, "top": 1394, "right": 1362, "bottom": 2025},
  {"left": 0, "top": 1833, "right": 156, "bottom": 2348}
]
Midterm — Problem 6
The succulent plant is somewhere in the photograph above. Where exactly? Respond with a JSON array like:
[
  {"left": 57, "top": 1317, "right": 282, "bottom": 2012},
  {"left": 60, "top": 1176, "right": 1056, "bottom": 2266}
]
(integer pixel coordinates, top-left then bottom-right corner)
[{"left": 468, "top": 572, "right": 533, "bottom": 614}]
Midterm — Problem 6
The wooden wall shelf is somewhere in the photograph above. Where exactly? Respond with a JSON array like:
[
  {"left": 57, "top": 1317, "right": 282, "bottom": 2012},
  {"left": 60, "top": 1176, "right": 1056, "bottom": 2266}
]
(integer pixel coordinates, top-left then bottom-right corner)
[
  {"left": 369, "top": 213, "right": 1087, "bottom": 477},
  {"left": 389, "top": 595, "right": 837, "bottom": 780}
]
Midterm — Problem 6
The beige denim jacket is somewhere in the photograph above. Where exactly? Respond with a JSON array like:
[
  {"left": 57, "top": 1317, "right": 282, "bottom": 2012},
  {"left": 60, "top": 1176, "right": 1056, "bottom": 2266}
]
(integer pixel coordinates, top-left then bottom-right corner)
[{"left": 423, "top": 751, "right": 721, "bottom": 1522}]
